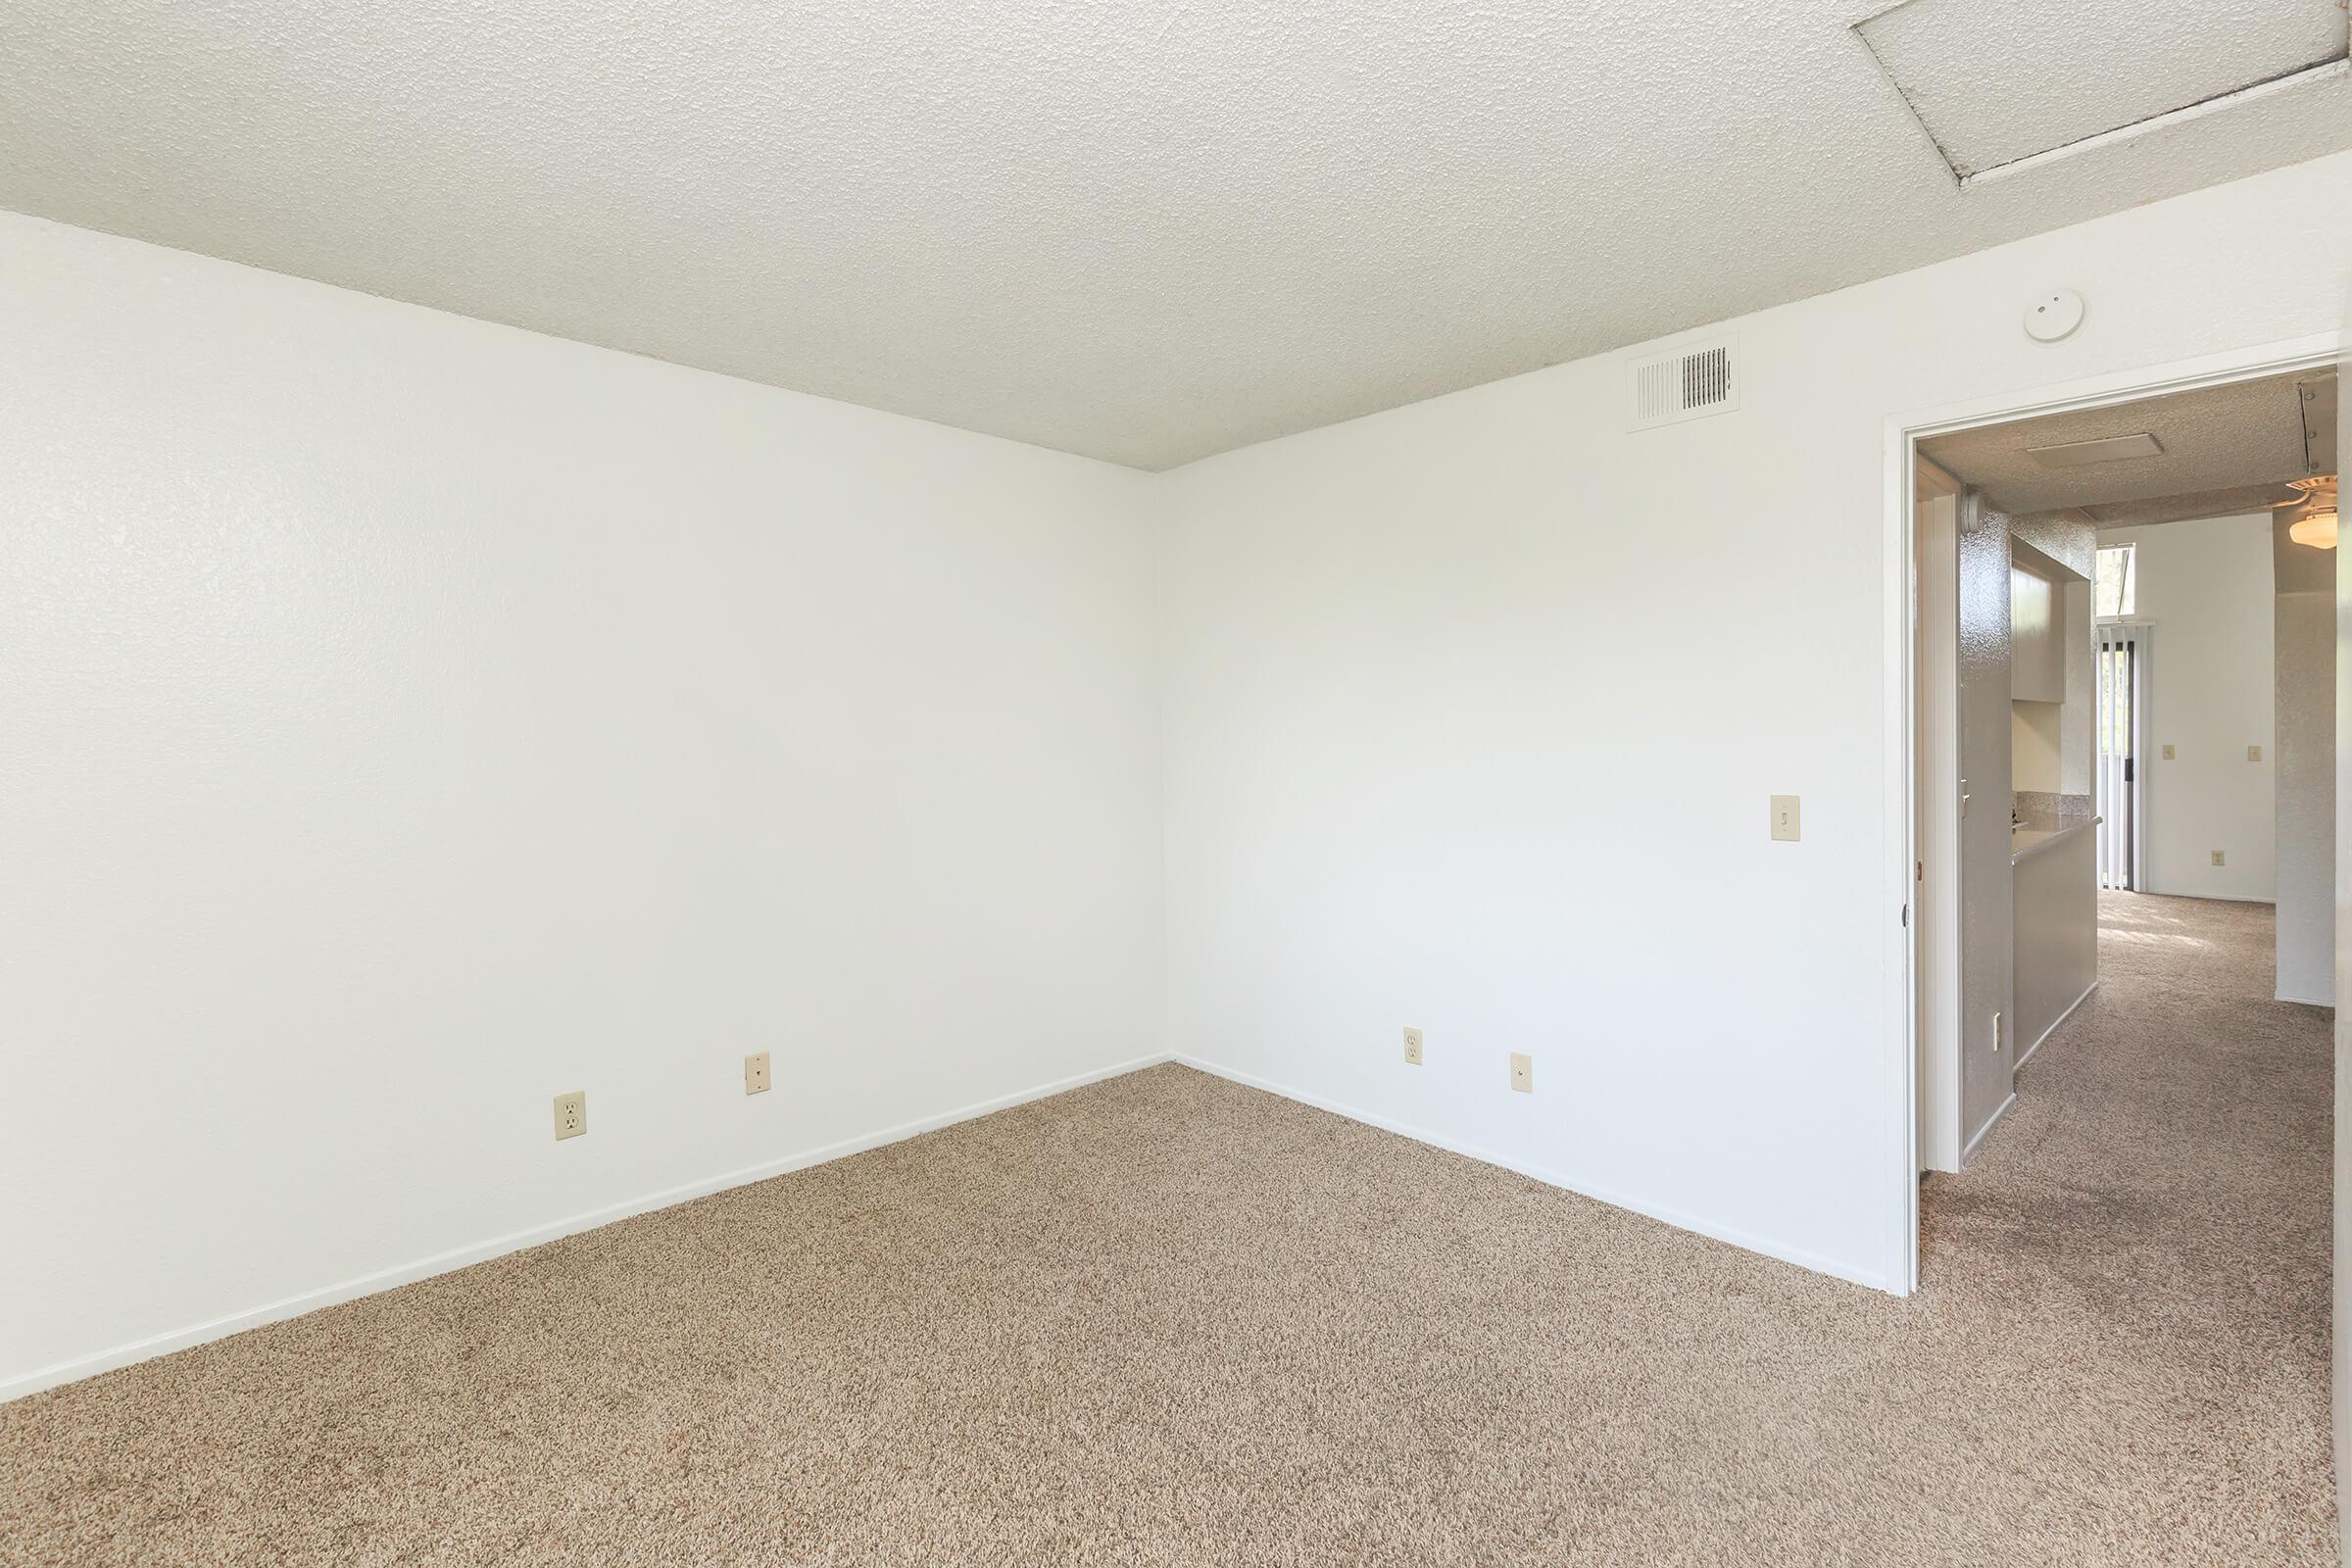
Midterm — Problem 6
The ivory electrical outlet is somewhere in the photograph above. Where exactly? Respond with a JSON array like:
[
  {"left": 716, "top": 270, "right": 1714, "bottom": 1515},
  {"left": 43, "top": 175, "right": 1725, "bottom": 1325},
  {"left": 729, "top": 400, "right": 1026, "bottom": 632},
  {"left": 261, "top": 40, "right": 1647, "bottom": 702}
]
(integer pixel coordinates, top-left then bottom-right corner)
[
  {"left": 1509, "top": 1053, "right": 1534, "bottom": 1094},
  {"left": 2212, "top": 850, "right": 2226, "bottom": 866},
  {"left": 745, "top": 1052, "right": 772, "bottom": 1095},
  {"left": 2247, "top": 745, "right": 2263, "bottom": 762},
  {"left": 1402, "top": 1027, "right": 1424, "bottom": 1066},
  {"left": 1770, "top": 795, "right": 1800, "bottom": 842},
  {"left": 554, "top": 1091, "right": 586, "bottom": 1141},
  {"left": 2163, "top": 744, "right": 2176, "bottom": 760}
]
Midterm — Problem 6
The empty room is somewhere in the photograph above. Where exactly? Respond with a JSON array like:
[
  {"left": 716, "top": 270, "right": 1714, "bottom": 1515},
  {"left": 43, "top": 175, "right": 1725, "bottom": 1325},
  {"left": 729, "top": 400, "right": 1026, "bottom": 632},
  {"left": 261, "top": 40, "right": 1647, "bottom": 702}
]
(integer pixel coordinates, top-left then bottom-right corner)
[{"left": 4, "top": 2, "right": 2351, "bottom": 1565}]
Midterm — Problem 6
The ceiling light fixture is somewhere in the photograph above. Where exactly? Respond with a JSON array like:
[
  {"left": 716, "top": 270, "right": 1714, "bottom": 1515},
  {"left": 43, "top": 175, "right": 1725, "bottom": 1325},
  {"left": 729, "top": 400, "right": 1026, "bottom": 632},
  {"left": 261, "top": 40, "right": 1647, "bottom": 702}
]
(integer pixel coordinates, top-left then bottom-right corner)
[{"left": 2285, "top": 475, "right": 2340, "bottom": 550}]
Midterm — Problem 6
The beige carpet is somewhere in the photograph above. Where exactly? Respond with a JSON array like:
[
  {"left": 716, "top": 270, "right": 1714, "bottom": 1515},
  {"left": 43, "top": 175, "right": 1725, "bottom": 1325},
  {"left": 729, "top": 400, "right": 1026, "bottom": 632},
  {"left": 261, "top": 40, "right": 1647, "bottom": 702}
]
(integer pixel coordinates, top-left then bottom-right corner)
[{"left": 2, "top": 892, "right": 2334, "bottom": 1565}]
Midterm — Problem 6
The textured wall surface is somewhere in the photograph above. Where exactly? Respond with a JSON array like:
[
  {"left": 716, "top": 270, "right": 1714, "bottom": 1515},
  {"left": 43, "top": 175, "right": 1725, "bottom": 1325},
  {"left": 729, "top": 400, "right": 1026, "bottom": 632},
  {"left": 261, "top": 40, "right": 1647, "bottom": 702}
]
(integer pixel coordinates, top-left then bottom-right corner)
[
  {"left": 0, "top": 215, "right": 1165, "bottom": 1396},
  {"left": 0, "top": 2, "right": 2346, "bottom": 468},
  {"left": 1157, "top": 151, "right": 2352, "bottom": 1289},
  {"left": 1957, "top": 503, "right": 2018, "bottom": 1153}
]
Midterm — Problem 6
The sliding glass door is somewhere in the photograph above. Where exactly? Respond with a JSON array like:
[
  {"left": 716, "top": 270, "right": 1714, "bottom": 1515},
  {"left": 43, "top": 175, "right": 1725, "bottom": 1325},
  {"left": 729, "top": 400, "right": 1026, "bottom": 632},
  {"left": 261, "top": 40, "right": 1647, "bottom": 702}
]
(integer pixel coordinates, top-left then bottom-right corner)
[{"left": 2094, "top": 624, "right": 2144, "bottom": 890}]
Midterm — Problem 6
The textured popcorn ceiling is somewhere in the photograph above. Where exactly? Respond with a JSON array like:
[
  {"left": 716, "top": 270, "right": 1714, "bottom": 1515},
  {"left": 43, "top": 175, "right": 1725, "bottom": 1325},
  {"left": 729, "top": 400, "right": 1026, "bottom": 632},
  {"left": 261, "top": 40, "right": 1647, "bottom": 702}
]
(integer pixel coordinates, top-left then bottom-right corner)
[
  {"left": 2059, "top": 483, "right": 2321, "bottom": 531},
  {"left": 1926, "top": 370, "right": 2335, "bottom": 517},
  {"left": 3, "top": 2, "right": 2350, "bottom": 469},
  {"left": 1858, "top": 0, "right": 2347, "bottom": 179}
]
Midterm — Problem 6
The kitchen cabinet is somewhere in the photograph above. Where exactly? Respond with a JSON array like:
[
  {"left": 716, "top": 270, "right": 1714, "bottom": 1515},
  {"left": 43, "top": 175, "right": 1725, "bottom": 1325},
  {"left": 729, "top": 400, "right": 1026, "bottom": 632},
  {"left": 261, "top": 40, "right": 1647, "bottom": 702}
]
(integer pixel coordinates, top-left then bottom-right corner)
[
  {"left": 2013, "top": 818, "right": 2098, "bottom": 1060},
  {"left": 2010, "top": 564, "right": 2063, "bottom": 703}
]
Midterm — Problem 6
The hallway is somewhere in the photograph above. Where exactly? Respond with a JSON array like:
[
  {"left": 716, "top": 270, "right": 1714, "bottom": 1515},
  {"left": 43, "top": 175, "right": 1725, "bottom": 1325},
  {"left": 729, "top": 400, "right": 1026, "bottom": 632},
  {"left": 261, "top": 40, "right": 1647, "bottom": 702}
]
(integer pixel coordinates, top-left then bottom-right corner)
[{"left": 1920, "top": 890, "right": 2335, "bottom": 1559}]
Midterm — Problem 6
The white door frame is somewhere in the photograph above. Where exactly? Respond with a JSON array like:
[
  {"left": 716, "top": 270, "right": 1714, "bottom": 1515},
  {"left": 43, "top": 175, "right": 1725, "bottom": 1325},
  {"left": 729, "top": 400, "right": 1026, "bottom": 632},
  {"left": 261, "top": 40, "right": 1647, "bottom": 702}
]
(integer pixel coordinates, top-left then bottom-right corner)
[
  {"left": 1913, "top": 459, "right": 1962, "bottom": 1175},
  {"left": 1880, "top": 328, "right": 2347, "bottom": 1297}
]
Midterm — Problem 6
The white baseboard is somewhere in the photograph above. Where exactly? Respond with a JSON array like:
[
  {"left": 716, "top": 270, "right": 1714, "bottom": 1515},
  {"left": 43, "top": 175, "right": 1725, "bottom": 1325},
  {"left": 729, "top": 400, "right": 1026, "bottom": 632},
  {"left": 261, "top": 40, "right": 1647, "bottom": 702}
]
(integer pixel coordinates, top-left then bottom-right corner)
[
  {"left": 1, "top": 1051, "right": 1174, "bottom": 1405},
  {"left": 1960, "top": 1090, "right": 2019, "bottom": 1164},
  {"left": 1171, "top": 1054, "right": 1888, "bottom": 1295},
  {"left": 2136, "top": 886, "right": 2276, "bottom": 906},
  {"left": 2013, "top": 980, "right": 2096, "bottom": 1071},
  {"left": 2278, "top": 987, "right": 2333, "bottom": 1006}
]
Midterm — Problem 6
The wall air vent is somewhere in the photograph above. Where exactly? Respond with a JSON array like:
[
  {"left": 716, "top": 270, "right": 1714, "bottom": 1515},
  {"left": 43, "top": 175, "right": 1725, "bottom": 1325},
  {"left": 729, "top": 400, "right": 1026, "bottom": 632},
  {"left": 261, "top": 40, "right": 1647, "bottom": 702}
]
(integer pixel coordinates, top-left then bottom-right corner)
[{"left": 1630, "top": 337, "right": 1739, "bottom": 431}]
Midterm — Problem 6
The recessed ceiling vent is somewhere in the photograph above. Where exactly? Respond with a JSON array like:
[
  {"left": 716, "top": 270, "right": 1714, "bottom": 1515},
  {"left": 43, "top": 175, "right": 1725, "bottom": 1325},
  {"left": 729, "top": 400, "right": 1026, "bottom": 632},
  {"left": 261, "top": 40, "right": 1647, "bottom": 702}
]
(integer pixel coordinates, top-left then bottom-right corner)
[
  {"left": 2027, "top": 432, "right": 2164, "bottom": 468},
  {"left": 1630, "top": 337, "right": 1740, "bottom": 432}
]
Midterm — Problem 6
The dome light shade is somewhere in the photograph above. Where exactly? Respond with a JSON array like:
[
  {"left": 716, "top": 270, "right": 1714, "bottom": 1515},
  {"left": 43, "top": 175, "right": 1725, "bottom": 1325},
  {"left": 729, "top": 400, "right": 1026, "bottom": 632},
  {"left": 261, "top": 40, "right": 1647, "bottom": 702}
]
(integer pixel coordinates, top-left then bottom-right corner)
[{"left": 2288, "top": 505, "right": 2339, "bottom": 550}]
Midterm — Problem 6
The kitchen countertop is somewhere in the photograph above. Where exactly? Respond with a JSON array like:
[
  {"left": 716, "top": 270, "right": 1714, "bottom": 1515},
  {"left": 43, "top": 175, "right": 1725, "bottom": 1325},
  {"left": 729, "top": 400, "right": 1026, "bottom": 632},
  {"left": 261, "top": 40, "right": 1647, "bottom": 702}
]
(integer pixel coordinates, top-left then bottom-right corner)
[{"left": 2012, "top": 812, "right": 2099, "bottom": 865}]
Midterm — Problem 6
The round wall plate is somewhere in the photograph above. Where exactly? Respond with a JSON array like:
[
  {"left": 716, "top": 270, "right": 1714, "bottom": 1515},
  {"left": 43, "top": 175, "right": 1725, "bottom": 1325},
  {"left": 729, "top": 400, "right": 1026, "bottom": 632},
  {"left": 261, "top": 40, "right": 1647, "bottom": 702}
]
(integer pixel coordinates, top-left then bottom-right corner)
[{"left": 2024, "top": 289, "right": 2084, "bottom": 343}]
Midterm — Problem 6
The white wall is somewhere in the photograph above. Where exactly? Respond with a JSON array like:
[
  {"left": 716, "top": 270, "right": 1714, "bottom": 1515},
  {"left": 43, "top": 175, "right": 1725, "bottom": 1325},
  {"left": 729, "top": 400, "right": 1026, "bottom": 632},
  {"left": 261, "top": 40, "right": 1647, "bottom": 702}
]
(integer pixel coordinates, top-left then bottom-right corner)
[
  {"left": 2278, "top": 583, "right": 2335, "bottom": 1005},
  {"left": 0, "top": 215, "right": 1166, "bottom": 1397},
  {"left": 1157, "top": 151, "right": 2352, "bottom": 1288},
  {"left": 2099, "top": 514, "right": 2278, "bottom": 902},
  {"left": 6, "top": 153, "right": 2350, "bottom": 1396}
]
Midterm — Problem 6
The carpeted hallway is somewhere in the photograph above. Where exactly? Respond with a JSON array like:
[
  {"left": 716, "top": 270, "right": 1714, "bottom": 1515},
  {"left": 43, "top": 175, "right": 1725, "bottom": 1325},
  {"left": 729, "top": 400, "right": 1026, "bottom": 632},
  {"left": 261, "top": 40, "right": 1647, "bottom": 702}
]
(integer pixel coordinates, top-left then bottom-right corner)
[{"left": 1, "top": 893, "right": 2333, "bottom": 1566}]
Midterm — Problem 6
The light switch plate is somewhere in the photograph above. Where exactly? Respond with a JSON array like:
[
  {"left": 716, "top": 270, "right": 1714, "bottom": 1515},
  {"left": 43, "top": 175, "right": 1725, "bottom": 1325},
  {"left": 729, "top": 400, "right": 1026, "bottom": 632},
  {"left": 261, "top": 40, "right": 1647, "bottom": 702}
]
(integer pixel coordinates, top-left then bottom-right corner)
[
  {"left": 1770, "top": 795, "right": 1800, "bottom": 842},
  {"left": 2163, "top": 744, "right": 2176, "bottom": 760},
  {"left": 554, "top": 1091, "right": 586, "bottom": 1141},
  {"left": 745, "top": 1052, "right": 771, "bottom": 1095},
  {"left": 2247, "top": 745, "right": 2262, "bottom": 762},
  {"left": 1402, "top": 1027, "right": 1424, "bottom": 1066},
  {"left": 1508, "top": 1053, "right": 1533, "bottom": 1094},
  {"left": 2212, "top": 850, "right": 2226, "bottom": 866}
]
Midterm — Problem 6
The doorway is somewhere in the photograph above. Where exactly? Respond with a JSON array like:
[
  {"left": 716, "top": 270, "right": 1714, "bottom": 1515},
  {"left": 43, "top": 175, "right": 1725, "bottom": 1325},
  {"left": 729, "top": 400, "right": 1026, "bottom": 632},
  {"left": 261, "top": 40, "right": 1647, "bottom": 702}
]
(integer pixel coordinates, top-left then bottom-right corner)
[{"left": 1884, "top": 331, "right": 2345, "bottom": 1295}]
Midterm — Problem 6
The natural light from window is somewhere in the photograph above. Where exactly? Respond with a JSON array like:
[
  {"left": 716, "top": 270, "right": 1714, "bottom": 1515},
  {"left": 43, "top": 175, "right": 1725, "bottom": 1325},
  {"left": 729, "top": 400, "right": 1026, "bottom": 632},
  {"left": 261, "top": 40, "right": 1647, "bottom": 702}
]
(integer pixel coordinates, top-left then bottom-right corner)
[{"left": 2094, "top": 543, "right": 2135, "bottom": 618}]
